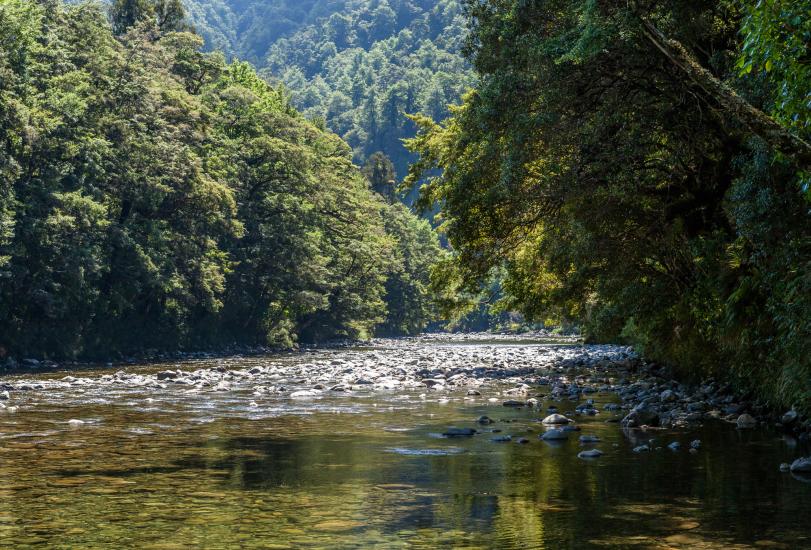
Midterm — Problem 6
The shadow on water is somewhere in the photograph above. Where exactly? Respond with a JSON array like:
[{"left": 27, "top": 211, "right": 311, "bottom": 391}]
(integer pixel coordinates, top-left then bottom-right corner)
[{"left": 0, "top": 338, "right": 809, "bottom": 548}]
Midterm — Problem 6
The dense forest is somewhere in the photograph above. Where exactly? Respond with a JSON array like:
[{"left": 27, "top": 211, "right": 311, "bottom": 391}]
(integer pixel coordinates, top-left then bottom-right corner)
[
  {"left": 184, "top": 0, "right": 474, "bottom": 179},
  {"left": 407, "top": 0, "right": 811, "bottom": 413},
  {"left": 0, "top": 0, "right": 442, "bottom": 360}
]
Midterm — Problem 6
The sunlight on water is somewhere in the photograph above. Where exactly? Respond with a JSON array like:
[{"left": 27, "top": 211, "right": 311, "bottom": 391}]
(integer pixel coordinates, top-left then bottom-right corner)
[{"left": 0, "top": 337, "right": 808, "bottom": 548}]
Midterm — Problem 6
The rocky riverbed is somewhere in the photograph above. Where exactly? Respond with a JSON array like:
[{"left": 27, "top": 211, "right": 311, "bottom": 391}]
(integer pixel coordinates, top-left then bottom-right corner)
[
  {"left": 0, "top": 334, "right": 809, "bottom": 548},
  {"left": 1, "top": 334, "right": 809, "bottom": 475}
]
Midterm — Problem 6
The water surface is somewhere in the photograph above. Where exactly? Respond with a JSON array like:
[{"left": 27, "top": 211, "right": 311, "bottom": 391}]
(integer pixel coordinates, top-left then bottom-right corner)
[{"left": 0, "top": 336, "right": 808, "bottom": 548}]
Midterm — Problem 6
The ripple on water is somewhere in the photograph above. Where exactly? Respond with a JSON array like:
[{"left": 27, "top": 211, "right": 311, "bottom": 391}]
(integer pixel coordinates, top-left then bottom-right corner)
[{"left": 385, "top": 447, "right": 466, "bottom": 456}]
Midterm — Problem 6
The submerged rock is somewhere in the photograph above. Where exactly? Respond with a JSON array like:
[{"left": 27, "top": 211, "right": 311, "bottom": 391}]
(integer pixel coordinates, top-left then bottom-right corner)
[
  {"left": 491, "top": 435, "right": 512, "bottom": 443},
  {"left": 502, "top": 400, "right": 525, "bottom": 407},
  {"left": 443, "top": 427, "right": 476, "bottom": 437},
  {"left": 668, "top": 441, "right": 681, "bottom": 451},
  {"left": 579, "top": 435, "right": 601, "bottom": 443},
  {"left": 578, "top": 449, "right": 604, "bottom": 459},
  {"left": 476, "top": 415, "right": 494, "bottom": 425},
  {"left": 540, "top": 429, "right": 569, "bottom": 441},
  {"left": 633, "top": 444, "right": 650, "bottom": 453}
]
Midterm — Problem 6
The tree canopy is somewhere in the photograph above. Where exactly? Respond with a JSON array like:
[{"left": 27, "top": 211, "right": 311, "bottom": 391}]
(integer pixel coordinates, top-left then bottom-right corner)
[
  {"left": 183, "top": 0, "right": 475, "bottom": 180},
  {"left": 0, "top": 0, "right": 441, "bottom": 359},
  {"left": 407, "top": 0, "right": 811, "bottom": 412}
]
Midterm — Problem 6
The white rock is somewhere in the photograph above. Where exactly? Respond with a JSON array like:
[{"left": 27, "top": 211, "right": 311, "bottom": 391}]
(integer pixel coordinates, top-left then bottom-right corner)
[
  {"left": 68, "top": 419, "right": 85, "bottom": 426},
  {"left": 290, "top": 390, "right": 321, "bottom": 398},
  {"left": 542, "top": 414, "right": 572, "bottom": 424}
]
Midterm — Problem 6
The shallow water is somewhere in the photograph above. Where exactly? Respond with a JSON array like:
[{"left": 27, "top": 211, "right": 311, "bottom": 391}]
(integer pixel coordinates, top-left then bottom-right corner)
[{"left": 0, "top": 336, "right": 809, "bottom": 549}]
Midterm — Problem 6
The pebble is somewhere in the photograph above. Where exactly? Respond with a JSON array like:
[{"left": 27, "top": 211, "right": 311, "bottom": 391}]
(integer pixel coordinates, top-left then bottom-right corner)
[
  {"left": 668, "top": 441, "right": 681, "bottom": 451},
  {"left": 476, "top": 416, "right": 494, "bottom": 425},
  {"left": 633, "top": 445, "right": 650, "bottom": 453},
  {"left": 690, "top": 440, "right": 701, "bottom": 449},
  {"left": 68, "top": 419, "right": 85, "bottom": 426}
]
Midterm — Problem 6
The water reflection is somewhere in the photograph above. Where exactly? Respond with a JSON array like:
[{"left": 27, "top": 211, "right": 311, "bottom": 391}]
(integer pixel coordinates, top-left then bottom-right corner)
[{"left": 0, "top": 344, "right": 808, "bottom": 548}]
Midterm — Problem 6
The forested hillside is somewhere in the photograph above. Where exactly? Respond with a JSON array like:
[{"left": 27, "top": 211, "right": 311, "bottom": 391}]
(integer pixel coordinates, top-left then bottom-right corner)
[
  {"left": 408, "top": 1, "right": 811, "bottom": 413},
  {"left": 184, "top": 0, "right": 474, "bottom": 178},
  {"left": 0, "top": 0, "right": 441, "bottom": 360}
]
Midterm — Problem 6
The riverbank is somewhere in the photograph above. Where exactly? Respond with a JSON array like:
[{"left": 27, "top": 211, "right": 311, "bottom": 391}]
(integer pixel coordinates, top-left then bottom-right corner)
[{"left": 2, "top": 333, "right": 808, "bottom": 443}]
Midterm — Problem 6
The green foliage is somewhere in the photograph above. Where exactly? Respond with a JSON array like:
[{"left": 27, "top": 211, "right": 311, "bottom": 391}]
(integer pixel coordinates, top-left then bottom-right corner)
[
  {"left": 738, "top": 0, "right": 811, "bottom": 131},
  {"left": 377, "top": 202, "right": 444, "bottom": 335},
  {"left": 408, "top": 0, "right": 811, "bottom": 413},
  {"left": 182, "top": 0, "right": 475, "bottom": 180},
  {"left": 0, "top": 0, "right": 441, "bottom": 359}
]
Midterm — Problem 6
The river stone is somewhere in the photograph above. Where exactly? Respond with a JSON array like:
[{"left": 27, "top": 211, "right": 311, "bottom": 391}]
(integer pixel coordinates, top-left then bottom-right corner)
[
  {"left": 156, "top": 370, "right": 179, "bottom": 381},
  {"left": 540, "top": 429, "right": 568, "bottom": 441},
  {"left": 736, "top": 414, "right": 758, "bottom": 429},
  {"left": 781, "top": 410, "right": 799, "bottom": 425},
  {"left": 579, "top": 435, "right": 601, "bottom": 443},
  {"left": 542, "top": 414, "right": 572, "bottom": 424},
  {"left": 491, "top": 435, "right": 512, "bottom": 443},
  {"left": 633, "top": 444, "right": 650, "bottom": 453},
  {"left": 467, "top": 389, "right": 481, "bottom": 396},
  {"left": 443, "top": 427, "right": 476, "bottom": 437},
  {"left": 0, "top": 390, "right": 9, "bottom": 400},
  {"left": 668, "top": 441, "right": 681, "bottom": 451},
  {"left": 578, "top": 449, "right": 604, "bottom": 459},
  {"left": 780, "top": 463, "right": 791, "bottom": 472},
  {"left": 290, "top": 390, "right": 321, "bottom": 398},
  {"left": 502, "top": 400, "right": 524, "bottom": 407},
  {"left": 516, "top": 437, "right": 530, "bottom": 444},
  {"left": 790, "top": 457, "right": 811, "bottom": 473},
  {"left": 68, "top": 419, "right": 85, "bottom": 426},
  {"left": 660, "top": 389, "right": 677, "bottom": 402},
  {"left": 477, "top": 416, "right": 494, "bottom": 425},
  {"left": 690, "top": 440, "right": 701, "bottom": 449},
  {"left": 621, "top": 406, "right": 659, "bottom": 427}
]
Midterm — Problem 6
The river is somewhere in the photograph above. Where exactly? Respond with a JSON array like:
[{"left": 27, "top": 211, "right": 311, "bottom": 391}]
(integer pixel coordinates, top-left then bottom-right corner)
[{"left": 0, "top": 334, "right": 808, "bottom": 548}]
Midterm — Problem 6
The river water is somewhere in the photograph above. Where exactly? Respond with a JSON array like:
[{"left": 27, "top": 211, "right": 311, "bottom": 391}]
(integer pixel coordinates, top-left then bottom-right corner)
[{"left": 0, "top": 335, "right": 808, "bottom": 548}]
